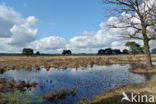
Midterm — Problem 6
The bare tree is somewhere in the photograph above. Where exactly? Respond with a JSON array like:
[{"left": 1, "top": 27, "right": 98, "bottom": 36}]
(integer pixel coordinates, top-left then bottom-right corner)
[{"left": 102, "top": 0, "right": 156, "bottom": 67}]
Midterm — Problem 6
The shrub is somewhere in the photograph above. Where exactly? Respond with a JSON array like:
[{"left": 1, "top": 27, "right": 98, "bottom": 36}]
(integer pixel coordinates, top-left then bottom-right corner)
[
  {"left": 62, "top": 50, "right": 72, "bottom": 55},
  {"left": 98, "top": 49, "right": 105, "bottom": 55},
  {"left": 104, "top": 48, "right": 113, "bottom": 55},
  {"left": 98, "top": 48, "right": 121, "bottom": 55},
  {"left": 22, "top": 48, "right": 34, "bottom": 55},
  {"left": 36, "top": 51, "right": 40, "bottom": 55},
  {"left": 112, "top": 49, "right": 121, "bottom": 54},
  {"left": 122, "top": 49, "right": 129, "bottom": 54}
]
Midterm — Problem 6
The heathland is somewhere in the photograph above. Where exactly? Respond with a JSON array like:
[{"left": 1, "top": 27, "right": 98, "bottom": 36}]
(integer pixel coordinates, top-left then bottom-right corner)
[
  {"left": 0, "top": 55, "right": 156, "bottom": 104},
  {"left": 81, "top": 80, "right": 156, "bottom": 104},
  {"left": 0, "top": 55, "right": 156, "bottom": 71}
]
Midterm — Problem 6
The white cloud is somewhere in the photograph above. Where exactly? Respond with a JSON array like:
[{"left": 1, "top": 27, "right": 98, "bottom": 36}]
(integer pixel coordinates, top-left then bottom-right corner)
[
  {"left": 0, "top": 3, "right": 24, "bottom": 37},
  {"left": 67, "top": 20, "right": 127, "bottom": 53},
  {"left": 0, "top": 3, "right": 24, "bottom": 24},
  {"left": 30, "top": 36, "right": 66, "bottom": 53},
  {"left": 7, "top": 23, "right": 37, "bottom": 46},
  {"left": 0, "top": 2, "right": 154, "bottom": 54},
  {"left": 0, "top": 3, "right": 129, "bottom": 53},
  {"left": 0, "top": 3, "right": 38, "bottom": 48},
  {"left": 27, "top": 16, "right": 38, "bottom": 26}
]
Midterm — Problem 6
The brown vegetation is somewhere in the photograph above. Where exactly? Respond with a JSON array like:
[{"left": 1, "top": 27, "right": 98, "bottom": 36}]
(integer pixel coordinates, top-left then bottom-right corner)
[
  {"left": 43, "top": 88, "right": 77, "bottom": 101},
  {"left": 43, "top": 88, "right": 67, "bottom": 101},
  {"left": 0, "top": 55, "right": 156, "bottom": 72},
  {"left": 82, "top": 80, "right": 156, "bottom": 104},
  {"left": 0, "top": 78, "right": 37, "bottom": 93},
  {"left": 130, "top": 64, "right": 156, "bottom": 74},
  {"left": 69, "top": 88, "right": 77, "bottom": 96}
]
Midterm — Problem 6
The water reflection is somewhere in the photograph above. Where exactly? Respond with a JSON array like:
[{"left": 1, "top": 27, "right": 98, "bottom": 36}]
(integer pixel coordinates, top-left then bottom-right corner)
[{"left": 0, "top": 64, "right": 155, "bottom": 104}]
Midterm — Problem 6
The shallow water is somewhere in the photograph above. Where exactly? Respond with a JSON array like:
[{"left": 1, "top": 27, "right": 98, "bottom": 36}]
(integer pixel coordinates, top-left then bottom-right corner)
[{"left": 0, "top": 63, "right": 156, "bottom": 104}]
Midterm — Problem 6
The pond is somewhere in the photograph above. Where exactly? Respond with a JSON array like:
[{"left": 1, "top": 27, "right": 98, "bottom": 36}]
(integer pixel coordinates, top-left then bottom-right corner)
[{"left": 0, "top": 63, "right": 156, "bottom": 104}]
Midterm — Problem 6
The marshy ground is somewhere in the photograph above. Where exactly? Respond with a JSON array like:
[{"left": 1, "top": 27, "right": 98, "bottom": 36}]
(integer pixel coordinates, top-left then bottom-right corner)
[
  {"left": 0, "top": 55, "right": 156, "bottom": 104},
  {"left": 0, "top": 54, "right": 156, "bottom": 71}
]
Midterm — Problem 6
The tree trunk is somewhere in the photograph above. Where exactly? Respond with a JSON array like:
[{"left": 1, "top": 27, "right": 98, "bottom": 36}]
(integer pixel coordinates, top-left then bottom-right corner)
[
  {"left": 141, "top": 21, "right": 153, "bottom": 68},
  {"left": 142, "top": 22, "right": 153, "bottom": 67},
  {"left": 143, "top": 38, "right": 153, "bottom": 67}
]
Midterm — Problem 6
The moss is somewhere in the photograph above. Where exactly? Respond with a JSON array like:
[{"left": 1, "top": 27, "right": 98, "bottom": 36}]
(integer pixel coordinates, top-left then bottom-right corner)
[
  {"left": 0, "top": 91, "right": 43, "bottom": 104},
  {"left": 0, "top": 94, "right": 8, "bottom": 104}
]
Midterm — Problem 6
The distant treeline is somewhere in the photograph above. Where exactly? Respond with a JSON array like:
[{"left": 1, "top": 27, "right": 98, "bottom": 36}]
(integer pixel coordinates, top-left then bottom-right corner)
[
  {"left": 0, "top": 53, "right": 126, "bottom": 56},
  {"left": 0, "top": 47, "right": 155, "bottom": 56},
  {"left": 98, "top": 48, "right": 128, "bottom": 55}
]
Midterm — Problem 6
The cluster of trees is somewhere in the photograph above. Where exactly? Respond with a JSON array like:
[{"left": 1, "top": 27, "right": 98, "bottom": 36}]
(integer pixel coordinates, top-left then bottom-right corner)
[
  {"left": 22, "top": 44, "right": 156, "bottom": 56},
  {"left": 98, "top": 48, "right": 128, "bottom": 55},
  {"left": 98, "top": 41, "right": 156, "bottom": 55},
  {"left": 62, "top": 50, "right": 72, "bottom": 55},
  {"left": 22, "top": 49, "right": 72, "bottom": 55},
  {"left": 22, "top": 48, "right": 40, "bottom": 55},
  {"left": 98, "top": 41, "right": 145, "bottom": 55},
  {"left": 22, "top": 48, "right": 34, "bottom": 55}
]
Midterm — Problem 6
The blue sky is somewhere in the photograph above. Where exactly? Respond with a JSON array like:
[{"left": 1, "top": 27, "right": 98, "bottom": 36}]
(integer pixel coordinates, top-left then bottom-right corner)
[
  {"left": 0, "top": 0, "right": 155, "bottom": 53},
  {"left": 0, "top": 0, "right": 136, "bottom": 53},
  {"left": 2, "top": 0, "right": 106, "bottom": 40}
]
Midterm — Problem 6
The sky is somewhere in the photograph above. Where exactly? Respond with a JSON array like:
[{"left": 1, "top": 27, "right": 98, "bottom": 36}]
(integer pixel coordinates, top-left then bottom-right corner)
[
  {"left": 0, "top": 0, "right": 154, "bottom": 53},
  {"left": 0, "top": 0, "right": 105, "bottom": 40}
]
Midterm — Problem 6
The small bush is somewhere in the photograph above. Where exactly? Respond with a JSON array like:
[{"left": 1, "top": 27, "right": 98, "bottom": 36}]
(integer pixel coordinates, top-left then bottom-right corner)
[
  {"left": 62, "top": 50, "right": 72, "bottom": 55},
  {"left": 36, "top": 51, "right": 40, "bottom": 55},
  {"left": 22, "top": 48, "right": 34, "bottom": 55},
  {"left": 122, "top": 49, "right": 129, "bottom": 54},
  {"left": 98, "top": 49, "right": 105, "bottom": 55}
]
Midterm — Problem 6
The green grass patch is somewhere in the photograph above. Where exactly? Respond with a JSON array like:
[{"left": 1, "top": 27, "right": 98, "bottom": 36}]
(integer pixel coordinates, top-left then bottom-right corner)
[{"left": 0, "top": 91, "right": 44, "bottom": 104}]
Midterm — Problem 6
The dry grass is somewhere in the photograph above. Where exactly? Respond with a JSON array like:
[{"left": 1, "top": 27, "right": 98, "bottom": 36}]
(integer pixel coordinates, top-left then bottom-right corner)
[
  {"left": 130, "top": 64, "right": 156, "bottom": 74},
  {"left": 82, "top": 80, "right": 156, "bottom": 104},
  {"left": 43, "top": 88, "right": 77, "bottom": 101},
  {"left": 0, "top": 55, "right": 156, "bottom": 72},
  {"left": 43, "top": 88, "right": 67, "bottom": 101},
  {"left": 0, "top": 78, "right": 37, "bottom": 93}
]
